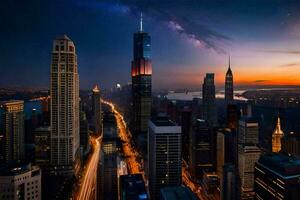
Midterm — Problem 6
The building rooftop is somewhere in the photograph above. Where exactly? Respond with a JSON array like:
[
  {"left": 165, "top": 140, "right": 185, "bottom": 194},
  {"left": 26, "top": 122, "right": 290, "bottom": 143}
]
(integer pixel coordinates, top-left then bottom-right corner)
[
  {"left": 56, "top": 34, "right": 71, "bottom": 41},
  {"left": 150, "top": 115, "right": 177, "bottom": 127},
  {"left": 120, "top": 174, "right": 148, "bottom": 200},
  {"left": 160, "top": 186, "right": 198, "bottom": 200},
  {"left": 258, "top": 153, "right": 300, "bottom": 177},
  {"left": 0, "top": 162, "right": 39, "bottom": 176}
]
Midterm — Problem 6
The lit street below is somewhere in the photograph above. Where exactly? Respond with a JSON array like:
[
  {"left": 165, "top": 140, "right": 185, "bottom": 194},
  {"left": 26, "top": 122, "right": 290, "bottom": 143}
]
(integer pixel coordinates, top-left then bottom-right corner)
[
  {"left": 75, "top": 136, "right": 102, "bottom": 200},
  {"left": 102, "top": 100, "right": 143, "bottom": 175}
]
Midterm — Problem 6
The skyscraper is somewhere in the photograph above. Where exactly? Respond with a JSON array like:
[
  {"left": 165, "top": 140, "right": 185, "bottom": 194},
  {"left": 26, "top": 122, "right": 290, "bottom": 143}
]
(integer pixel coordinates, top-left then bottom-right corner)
[
  {"left": 221, "top": 163, "right": 238, "bottom": 200},
  {"left": 238, "top": 117, "right": 261, "bottom": 199},
  {"left": 272, "top": 115, "right": 284, "bottom": 152},
  {"left": 1, "top": 100, "right": 25, "bottom": 163},
  {"left": 202, "top": 73, "right": 217, "bottom": 126},
  {"left": 131, "top": 13, "right": 152, "bottom": 149},
  {"left": 281, "top": 132, "right": 300, "bottom": 158},
  {"left": 225, "top": 56, "right": 233, "bottom": 104},
  {"left": 148, "top": 116, "right": 182, "bottom": 199},
  {"left": 92, "top": 85, "right": 102, "bottom": 135},
  {"left": 189, "top": 119, "right": 215, "bottom": 180},
  {"left": 50, "top": 35, "right": 80, "bottom": 175}
]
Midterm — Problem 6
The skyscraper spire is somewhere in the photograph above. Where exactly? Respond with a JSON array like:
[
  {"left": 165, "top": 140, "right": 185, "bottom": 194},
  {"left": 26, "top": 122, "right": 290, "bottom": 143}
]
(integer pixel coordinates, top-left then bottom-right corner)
[
  {"left": 229, "top": 54, "right": 231, "bottom": 69},
  {"left": 140, "top": 12, "right": 143, "bottom": 32}
]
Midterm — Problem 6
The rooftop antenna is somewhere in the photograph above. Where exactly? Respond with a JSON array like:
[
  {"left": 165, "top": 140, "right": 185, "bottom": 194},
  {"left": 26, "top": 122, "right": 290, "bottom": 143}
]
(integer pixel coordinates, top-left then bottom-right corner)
[
  {"left": 229, "top": 54, "right": 231, "bottom": 69},
  {"left": 140, "top": 12, "right": 143, "bottom": 32}
]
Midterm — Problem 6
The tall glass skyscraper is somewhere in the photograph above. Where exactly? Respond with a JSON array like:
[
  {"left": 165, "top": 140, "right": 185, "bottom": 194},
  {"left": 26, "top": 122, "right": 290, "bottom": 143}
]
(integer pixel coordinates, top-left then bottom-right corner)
[
  {"left": 131, "top": 14, "right": 152, "bottom": 150},
  {"left": 50, "top": 35, "right": 80, "bottom": 176}
]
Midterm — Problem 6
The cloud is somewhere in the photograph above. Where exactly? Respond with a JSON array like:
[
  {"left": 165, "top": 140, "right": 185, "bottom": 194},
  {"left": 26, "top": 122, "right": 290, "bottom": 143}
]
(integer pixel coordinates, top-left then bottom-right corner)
[
  {"left": 81, "top": 0, "right": 231, "bottom": 53},
  {"left": 254, "top": 80, "right": 269, "bottom": 83},
  {"left": 280, "top": 63, "right": 300, "bottom": 67},
  {"left": 262, "top": 50, "right": 300, "bottom": 54}
]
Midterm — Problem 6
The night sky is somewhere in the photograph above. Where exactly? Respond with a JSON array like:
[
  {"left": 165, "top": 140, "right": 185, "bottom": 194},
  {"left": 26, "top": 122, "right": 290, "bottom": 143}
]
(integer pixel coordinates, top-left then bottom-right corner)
[{"left": 1, "top": 0, "right": 300, "bottom": 90}]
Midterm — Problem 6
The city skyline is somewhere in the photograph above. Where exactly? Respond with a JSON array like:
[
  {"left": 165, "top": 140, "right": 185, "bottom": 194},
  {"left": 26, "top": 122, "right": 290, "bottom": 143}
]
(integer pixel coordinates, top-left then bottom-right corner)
[{"left": 2, "top": 0, "right": 300, "bottom": 89}]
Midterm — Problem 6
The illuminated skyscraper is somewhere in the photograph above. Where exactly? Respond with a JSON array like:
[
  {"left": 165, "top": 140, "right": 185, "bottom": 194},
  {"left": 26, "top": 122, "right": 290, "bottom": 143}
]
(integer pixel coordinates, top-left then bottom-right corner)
[
  {"left": 225, "top": 56, "right": 233, "bottom": 104},
  {"left": 92, "top": 85, "right": 102, "bottom": 135},
  {"left": 131, "top": 13, "right": 152, "bottom": 149},
  {"left": 50, "top": 35, "right": 80, "bottom": 175},
  {"left": 202, "top": 73, "right": 217, "bottom": 126},
  {"left": 1, "top": 100, "right": 25, "bottom": 163},
  {"left": 272, "top": 115, "right": 284, "bottom": 152}
]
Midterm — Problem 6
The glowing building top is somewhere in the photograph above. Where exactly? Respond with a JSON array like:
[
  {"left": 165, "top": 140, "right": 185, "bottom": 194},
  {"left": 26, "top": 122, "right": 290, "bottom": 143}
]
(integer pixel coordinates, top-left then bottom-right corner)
[
  {"left": 93, "top": 85, "right": 100, "bottom": 93},
  {"left": 272, "top": 115, "right": 284, "bottom": 152}
]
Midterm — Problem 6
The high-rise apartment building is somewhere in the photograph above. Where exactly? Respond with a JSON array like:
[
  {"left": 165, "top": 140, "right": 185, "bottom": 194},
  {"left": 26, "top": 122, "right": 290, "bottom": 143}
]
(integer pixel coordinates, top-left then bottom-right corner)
[
  {"left": 131, "top": 14, "right": 152, "bottom": 150},
  {"left": 148, "top": 116, "right": 182, "bottom": 199},
  {"left": 225, "top": 56, "right": 233, "bottom": 104},
  {"left": 254, "top": 153, "right": 300, "bottom": 200},
  {"left": 189, "top": 119, "right": 215, "bottom": 180},
  {"left": 202, "top": 73, "right": 217, "bottom": 126},
  {"left": 50, "top": 35, "right": 80, "bottom": 175},
  {"left": 92, "top": 85, "right": 102, "bottom": 135},
  {"left": 1, "top": 100, "right": 25, "bottom": 163}
]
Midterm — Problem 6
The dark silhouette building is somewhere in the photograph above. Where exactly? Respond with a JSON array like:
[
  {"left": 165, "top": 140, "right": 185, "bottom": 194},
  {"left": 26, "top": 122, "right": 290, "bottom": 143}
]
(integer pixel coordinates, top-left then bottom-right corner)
[
  {"left": 189, "top": 119, "right": 215, "bottom": 180},
  {"left": 225, "top": 56, "right": 233, "bottom": 104},
  {"left": 131, "top": 13, "right": 152, "bottom": 151},
  {"left": 119, "top": 174, "right": 148, "bottom": 200},
  {"left": 92, "top": 85, "right": 102, "bottom": 135},
  {"left": 202, "top": 73, "right": 217, "bottom": 126},
  {"left": 254, "top": 153, "right": 300, "bottom": 200}
]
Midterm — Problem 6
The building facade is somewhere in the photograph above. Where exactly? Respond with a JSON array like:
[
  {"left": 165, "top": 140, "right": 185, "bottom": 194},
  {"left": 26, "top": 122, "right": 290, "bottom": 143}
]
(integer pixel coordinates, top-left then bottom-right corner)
[
  {"left": 50, "top": 35, "right": 80, "bottom": 175},
  {"left": 148, "top": 116, "right": 182, "bottom": 199},
  {"left": 238, "top": 117, "right": 261, "bottom": 199},
  {"left": 202, "top": 73, "right": 217, "bottom": 126},
  {"left": 1, "top": 100, "right": 25, "bottom": 163},
  {"left": 0, "top": 163, "right": 41, "bottom": 200}
]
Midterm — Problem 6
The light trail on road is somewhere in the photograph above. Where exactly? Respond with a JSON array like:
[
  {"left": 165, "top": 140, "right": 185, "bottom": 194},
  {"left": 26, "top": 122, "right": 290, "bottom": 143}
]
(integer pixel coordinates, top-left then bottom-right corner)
[
  {"left": 102, "top": 100, "right": 143, "bottom": 175},
  {"left": 76, "top": 136, "right": 102, "bottom": 200},
  {"left": 182, "top": 160, "right": 208, "bottom": 200}
]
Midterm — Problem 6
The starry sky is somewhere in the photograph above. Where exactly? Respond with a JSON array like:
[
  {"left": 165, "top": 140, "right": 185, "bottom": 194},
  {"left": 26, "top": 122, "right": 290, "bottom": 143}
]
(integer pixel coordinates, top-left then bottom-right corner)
[{"left": 1, "top": 0, "right": 300, "bottom": 90}]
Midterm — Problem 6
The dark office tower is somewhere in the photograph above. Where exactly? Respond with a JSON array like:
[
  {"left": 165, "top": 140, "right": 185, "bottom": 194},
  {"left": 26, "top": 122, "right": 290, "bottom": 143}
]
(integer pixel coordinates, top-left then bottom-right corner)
[
  {"left": 202, "top": 73, "right": 217, "bottom": 126},
  {"left": 131, "top": 13, "right": 152, "bottom": 149},
  {"left": 34, "top": 126, "right": 51, "bottom": 167},
  {"left": 225, "top": 56, "right": 233, "bottom": 104},
  {"left": 1, "top": 100, "right": 25, "bottom": 163},
  {"left": 92, "top": 85, "right": 102, "bottom": 135},
  {"left": 221, "top": 164, "right": 237, "bottom": 200},
  {"left": 80, "top": 110, "right": 90, "bottom": 155},
  {"left": 227, "top": 104, "right": 239, "bottom": 130},
  {"left": 254, "top": 153, "right": 300, "bottom": 200},
  {"left": 189, "top": 119, "right": 215, "bottom": 180},
  {"left": 281, "top": 132, "right": 300, "bottom": 158},
  {"left": 148, "top": 116, "right": 182, "bottom": 200},
  {"left": 216, "top": 128, "right": 236, "bottom": 179},
  {"left": 50, "top": 35, "right": 80, "bottom": 176}
]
